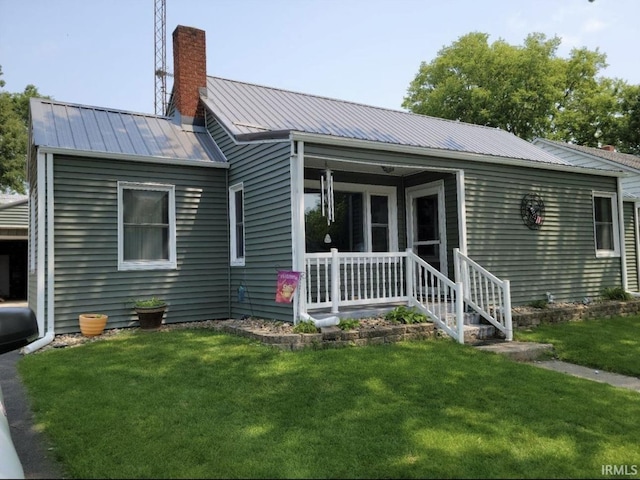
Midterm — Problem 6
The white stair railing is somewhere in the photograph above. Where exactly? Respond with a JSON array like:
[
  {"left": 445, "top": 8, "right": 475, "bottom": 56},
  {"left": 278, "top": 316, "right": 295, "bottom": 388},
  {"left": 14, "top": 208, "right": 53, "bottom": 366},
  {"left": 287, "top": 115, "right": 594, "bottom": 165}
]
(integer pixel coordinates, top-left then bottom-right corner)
[
  {"left": 453, "top": 248, "right": 513, "bottom": 341},
  {"left": 405, "top": 249, "right": 464, "bottom": 343}
]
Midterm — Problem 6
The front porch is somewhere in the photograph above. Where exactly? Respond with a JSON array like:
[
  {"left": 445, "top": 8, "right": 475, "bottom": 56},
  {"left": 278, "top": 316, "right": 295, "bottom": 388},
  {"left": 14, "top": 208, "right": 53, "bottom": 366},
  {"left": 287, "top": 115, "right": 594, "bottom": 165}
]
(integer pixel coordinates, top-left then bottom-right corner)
[{"left": 299, "top": 248, "right": 513, "bottom": 344}]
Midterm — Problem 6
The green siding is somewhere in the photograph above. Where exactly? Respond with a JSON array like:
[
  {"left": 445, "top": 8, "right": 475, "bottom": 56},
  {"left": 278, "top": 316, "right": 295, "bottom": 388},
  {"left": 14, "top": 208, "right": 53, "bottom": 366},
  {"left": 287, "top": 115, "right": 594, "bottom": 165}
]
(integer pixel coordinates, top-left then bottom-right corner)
[
  {"left": 52, "top": 155, "right": 229, "bottom": 333},
  {"left": 302, "top": 143, "right": 622, "bottom": 306},
  {"left": 208, "top": 116, "right": 294, "bottom": 321},
  {"left": 624, "top": 201, "right": 639, "bottom": 291}
]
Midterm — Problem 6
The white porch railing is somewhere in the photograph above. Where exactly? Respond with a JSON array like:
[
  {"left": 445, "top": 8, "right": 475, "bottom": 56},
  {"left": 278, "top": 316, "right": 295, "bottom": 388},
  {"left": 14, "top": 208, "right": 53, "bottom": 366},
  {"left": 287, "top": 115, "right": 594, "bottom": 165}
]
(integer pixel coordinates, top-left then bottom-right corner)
[
  {"left": 453, "top": 248, "right": 513, "bottom": 341},
  {"left": 304, "top": 248, "right": 465, "bottom": 343}
]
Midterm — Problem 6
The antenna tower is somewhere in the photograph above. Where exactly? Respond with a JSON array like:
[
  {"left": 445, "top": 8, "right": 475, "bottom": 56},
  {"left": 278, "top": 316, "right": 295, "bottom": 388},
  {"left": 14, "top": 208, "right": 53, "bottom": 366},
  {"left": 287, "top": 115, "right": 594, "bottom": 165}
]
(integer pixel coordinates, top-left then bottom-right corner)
[{"left": 154, "top": 0, "right": 167, "bottom": 115}]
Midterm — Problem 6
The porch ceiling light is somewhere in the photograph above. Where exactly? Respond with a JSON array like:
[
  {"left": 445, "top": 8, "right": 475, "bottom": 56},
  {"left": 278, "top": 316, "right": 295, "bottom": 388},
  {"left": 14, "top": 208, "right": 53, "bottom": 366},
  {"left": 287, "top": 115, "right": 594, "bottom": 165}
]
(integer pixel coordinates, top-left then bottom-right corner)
[{"left": 381, "top": 166, "right": 395, "bottom": 174}]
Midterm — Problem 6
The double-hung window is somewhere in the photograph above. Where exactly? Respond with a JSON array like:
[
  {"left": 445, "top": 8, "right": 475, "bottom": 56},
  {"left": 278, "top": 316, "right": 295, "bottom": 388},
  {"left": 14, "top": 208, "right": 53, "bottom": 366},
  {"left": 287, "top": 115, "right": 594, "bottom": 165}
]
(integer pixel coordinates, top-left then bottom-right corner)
[
  {"left": 118, "top": 182, "right": 176, "bottom": 270},
  {"left": 229, "top": 183, "right": 245, "bottom": 266},
  {"left": 593, "top": 192, "right": 620, "bottom": 258}
]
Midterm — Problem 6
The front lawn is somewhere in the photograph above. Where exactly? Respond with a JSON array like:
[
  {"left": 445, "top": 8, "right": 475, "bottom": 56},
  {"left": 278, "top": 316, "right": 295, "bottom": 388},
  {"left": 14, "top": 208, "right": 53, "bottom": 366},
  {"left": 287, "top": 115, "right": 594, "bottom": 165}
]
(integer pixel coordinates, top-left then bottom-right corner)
[
  {"left": 18, "top": 329, "right": 640, "bottom": 479},
  {"left": 514, "top": 315, "right": 640, "bottom": 377}
]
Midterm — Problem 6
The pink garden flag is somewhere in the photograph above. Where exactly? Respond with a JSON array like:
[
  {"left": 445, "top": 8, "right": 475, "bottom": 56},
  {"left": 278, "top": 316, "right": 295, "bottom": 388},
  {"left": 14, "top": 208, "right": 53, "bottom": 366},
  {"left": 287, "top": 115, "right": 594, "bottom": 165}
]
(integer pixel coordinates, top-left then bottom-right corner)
[{"left": 275, "top": 271, "right": 302, "bottom": 303}]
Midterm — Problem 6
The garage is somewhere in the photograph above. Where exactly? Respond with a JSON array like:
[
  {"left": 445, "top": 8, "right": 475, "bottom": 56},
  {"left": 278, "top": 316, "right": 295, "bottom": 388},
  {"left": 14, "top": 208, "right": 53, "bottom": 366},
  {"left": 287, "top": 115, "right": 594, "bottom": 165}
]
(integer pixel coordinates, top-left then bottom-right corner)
[{"left": 0, "top": 197, "right": 28, "bottom": 302}]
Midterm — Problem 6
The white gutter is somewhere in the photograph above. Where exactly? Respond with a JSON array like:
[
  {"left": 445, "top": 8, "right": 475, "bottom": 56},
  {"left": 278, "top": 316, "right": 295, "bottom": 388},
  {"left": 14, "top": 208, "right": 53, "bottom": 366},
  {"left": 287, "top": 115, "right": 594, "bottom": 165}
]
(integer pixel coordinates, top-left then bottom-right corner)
[
  {"left": 35, "top": 146, "right": 229, "bottom": 169},
  {"left": 291, "top": 131, "right": 626, "bottom": 178},
  {"left": 24, "top": 151, "right": 55, "bottom": 354}
]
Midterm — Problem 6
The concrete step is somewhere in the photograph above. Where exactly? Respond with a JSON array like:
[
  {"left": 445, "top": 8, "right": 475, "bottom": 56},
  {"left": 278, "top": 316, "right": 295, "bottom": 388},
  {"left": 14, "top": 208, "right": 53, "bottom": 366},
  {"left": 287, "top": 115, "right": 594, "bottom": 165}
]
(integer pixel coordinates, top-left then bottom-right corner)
[
  {"left": 475, "top": 341, "right": 555, "bottom": 362},
  {"left": 463, "top": 324, "right": 495, "bottom": 344}
]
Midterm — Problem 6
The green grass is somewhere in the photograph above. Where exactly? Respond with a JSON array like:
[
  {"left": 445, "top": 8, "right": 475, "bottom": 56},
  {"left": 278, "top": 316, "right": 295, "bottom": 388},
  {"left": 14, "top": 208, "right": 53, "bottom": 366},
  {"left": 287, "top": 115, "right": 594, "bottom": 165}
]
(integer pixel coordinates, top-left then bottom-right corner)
[
  {"left": 515, "top": 315, "right": 640, "bottom": 377},
  {"left": 18, "top": 329, "right": 640, "bottom": 479}
]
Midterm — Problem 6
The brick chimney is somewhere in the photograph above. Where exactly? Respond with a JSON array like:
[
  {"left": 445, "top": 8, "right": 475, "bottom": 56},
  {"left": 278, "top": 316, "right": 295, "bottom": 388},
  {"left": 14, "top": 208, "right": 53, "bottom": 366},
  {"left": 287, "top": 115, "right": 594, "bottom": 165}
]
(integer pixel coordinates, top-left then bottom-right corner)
[
  {"left": 172, "top": 25, "right": 206, "bottom": 124},
  {"left": 601, "top": 145, "right": 616, "bottom": 152}
]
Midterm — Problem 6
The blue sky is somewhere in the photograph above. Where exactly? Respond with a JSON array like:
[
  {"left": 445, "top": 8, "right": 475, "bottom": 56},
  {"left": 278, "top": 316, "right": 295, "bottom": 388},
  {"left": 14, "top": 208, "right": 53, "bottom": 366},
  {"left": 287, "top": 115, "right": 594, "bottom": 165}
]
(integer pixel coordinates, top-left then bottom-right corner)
[{"left": 1, "top": 0, "right": 638, "bottom": 115}]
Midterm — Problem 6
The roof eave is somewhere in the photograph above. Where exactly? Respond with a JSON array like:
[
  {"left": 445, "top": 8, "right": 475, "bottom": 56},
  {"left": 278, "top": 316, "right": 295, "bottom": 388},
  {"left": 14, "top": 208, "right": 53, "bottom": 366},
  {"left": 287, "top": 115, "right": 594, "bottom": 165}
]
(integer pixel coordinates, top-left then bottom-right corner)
[
  {"left": 293, "top": 132, "right": 626, "bottom": 178},
  {"left": 34, "top": 146, "right": 229, "bottom": 169}
]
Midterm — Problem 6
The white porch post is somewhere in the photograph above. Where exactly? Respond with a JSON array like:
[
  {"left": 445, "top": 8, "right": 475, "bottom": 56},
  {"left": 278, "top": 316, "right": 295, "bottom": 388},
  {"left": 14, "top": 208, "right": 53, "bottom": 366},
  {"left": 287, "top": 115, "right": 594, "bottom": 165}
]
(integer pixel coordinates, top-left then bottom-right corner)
[
  {"left": 291, "top": 140, "right": 306, "bottom": 323},
  {"left": 405, "top": 247, "right": 414, "bottom": 306},
  {"left": 330, "top": 248, "right": 340, "bottom": 314}
]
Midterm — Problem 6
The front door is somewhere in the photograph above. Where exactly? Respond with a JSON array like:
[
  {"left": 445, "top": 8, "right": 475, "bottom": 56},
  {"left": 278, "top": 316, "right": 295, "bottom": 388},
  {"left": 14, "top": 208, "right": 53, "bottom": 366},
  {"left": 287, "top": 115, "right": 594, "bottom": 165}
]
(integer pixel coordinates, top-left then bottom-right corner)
[{"left": 406, "top": 182, "right": 447, "bottom": 274}]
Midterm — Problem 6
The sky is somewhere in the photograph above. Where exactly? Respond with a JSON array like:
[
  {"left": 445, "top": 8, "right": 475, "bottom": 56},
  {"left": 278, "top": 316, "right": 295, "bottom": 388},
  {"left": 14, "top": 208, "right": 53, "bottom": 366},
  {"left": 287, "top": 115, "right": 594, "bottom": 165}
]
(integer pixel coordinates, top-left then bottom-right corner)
[{"left": 1, "top": 0, "right": 639, "bottom": 115}]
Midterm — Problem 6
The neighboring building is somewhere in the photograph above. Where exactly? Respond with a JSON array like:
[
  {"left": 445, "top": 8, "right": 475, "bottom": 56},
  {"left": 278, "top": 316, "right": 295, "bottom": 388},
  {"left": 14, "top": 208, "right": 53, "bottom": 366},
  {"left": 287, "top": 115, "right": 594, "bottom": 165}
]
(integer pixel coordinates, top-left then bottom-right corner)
[
  {"left": 533, "top": 138, "right": 640, "bottom": 292},
  {"left": 27, "top": 25, "right": 627, "bottom": 343},
  {"left": 0, "top": 194, "right": 28, "bottom": 301}
]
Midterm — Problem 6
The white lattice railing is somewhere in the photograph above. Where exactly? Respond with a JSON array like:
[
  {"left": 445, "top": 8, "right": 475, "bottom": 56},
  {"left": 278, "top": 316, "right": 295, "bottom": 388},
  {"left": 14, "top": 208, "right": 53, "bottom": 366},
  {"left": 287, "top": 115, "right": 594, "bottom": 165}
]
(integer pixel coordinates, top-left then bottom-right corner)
[{"left": 453, "top": 248, "right": 513, "bottom": 341}]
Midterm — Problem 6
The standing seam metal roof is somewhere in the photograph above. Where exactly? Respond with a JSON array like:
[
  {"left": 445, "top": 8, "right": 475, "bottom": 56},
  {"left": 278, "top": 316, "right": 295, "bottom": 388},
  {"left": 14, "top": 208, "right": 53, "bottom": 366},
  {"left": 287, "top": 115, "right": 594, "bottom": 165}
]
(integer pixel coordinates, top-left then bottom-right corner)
[
  {"left": 201, "top": 76, "right": 571, "bottom": 166},
  {"left": 534, "top": 139, "right": 640, "bottom": 171},
  {"left": 29, "top": 98, "right": 226, "bottom": 163}
]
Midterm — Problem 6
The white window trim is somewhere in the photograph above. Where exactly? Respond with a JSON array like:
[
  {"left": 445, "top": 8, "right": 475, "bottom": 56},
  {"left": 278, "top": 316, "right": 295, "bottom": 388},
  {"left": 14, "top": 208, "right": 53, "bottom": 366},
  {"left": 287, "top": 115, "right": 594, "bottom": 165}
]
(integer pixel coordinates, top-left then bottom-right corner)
[
  {"left": 117, "top": 181, "right": 177, "bottom": 271},
  {"left": 593, "top": 191, "right": 620, "bottom": 258},
  {"left": 229, "top": 182, "right": 245, "bottom": 266},
  {"left": 303, "top": 180, "right": 398, "bottom": 252}
]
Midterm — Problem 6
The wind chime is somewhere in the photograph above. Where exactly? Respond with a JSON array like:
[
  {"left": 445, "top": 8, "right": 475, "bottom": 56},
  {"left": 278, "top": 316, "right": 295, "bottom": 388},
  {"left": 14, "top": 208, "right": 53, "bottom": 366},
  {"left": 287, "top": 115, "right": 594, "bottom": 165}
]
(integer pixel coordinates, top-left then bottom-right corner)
[{"left": 320, "top": 168, "right": 335, "bottom": 225}]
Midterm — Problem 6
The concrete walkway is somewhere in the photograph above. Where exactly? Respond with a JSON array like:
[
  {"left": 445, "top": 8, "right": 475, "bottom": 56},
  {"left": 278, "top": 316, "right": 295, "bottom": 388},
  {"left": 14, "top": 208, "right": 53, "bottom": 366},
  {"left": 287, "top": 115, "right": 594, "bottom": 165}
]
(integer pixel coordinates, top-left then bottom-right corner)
[{"left": 476, "top": 340, "right": 640, "bottom": 393}]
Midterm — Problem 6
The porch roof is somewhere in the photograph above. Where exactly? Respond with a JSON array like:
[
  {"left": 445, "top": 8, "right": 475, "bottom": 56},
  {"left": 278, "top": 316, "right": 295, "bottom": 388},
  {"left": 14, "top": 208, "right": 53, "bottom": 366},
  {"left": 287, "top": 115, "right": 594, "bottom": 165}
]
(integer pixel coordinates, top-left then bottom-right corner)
[{"left": 202, "top": 76, "right": 571, "bottom": 167}]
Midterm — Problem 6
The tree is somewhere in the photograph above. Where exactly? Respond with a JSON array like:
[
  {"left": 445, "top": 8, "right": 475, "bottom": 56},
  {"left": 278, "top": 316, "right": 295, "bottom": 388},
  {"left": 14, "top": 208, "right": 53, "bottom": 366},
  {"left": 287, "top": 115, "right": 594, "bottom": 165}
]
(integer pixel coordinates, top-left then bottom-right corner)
[
  {"left": 402, "top": 32, "right": 637, "bottom": 152},
  {"left": 0, "top": 66, "right": 48, "bottom": 194}
]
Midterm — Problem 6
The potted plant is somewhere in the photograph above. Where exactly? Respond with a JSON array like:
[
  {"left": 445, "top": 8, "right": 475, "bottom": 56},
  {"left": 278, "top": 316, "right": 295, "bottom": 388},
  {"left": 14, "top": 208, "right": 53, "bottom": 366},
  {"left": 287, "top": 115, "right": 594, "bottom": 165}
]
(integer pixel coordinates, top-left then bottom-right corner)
[
  {"left": 133, "top": 297, "right": 167, "bottom": 330},
  {"left": 79, "top": 313, "right": 108, "bottom": 337}
]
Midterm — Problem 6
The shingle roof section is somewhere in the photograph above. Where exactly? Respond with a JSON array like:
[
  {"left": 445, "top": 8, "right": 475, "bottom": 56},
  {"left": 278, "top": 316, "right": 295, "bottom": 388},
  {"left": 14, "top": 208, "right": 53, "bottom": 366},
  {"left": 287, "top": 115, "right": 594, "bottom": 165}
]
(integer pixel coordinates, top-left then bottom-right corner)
[
  {"left": 30, "top": 98, "right": 226, "bottom": 163},
  {"left": 536, "top": 139, "right": 640, "bottom": 171},
  {"left": 201, "top": 76, "right": 571, "bottom": 166}
]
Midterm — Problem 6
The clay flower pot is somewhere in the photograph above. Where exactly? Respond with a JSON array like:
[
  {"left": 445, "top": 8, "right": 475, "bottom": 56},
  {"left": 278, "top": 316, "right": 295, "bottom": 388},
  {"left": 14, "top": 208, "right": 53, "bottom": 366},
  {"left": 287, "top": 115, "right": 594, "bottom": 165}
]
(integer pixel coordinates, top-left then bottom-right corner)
[{"left": 79, "top": 314, "right": 108, "bottom": 337}]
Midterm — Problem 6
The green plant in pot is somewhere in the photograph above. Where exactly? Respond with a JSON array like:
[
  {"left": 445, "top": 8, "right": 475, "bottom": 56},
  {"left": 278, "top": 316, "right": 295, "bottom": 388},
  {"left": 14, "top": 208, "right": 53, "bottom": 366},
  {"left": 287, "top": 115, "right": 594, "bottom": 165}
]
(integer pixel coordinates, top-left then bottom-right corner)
[{"left": 133, "top": 297, "right": 167, "bottom": 331}]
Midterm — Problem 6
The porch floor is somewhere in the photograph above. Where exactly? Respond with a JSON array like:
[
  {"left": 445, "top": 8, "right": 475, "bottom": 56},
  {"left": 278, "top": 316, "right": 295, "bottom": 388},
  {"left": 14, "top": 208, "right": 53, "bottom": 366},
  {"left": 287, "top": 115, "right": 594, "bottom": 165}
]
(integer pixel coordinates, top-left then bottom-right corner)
[{"left": 306, "top": 302, "right": 406, "bottom": 321}]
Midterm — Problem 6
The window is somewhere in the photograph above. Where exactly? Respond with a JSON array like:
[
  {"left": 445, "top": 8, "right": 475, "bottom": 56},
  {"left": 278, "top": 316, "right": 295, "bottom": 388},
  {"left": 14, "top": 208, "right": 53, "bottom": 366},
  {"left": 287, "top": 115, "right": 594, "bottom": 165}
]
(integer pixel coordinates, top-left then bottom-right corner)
[
  {"left": 118, "top": 182, "right": 176, "bottom": 270},
  {"left": 593, "top": 192, "right": 620, "bottom": 258},
  {"left": 304, "top": 181, "right": 397, "bottom": 253},
  {"left": 229, "top": 183, "right": 245, "bottom": 265}
]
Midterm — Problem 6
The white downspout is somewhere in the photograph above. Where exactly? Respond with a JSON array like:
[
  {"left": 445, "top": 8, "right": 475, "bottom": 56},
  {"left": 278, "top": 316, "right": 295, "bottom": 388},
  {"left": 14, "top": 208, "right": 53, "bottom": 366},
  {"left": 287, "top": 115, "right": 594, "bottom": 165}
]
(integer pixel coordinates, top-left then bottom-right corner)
[
  {"left": 635, "top": 203, "right": 640, "bottom": 292},
  {"left": 456, "top": 170, "right": 468, "bottom": 255},
  {"left": 24, "top": 152, "right": 55, "bottom": 353},
  {"left": 291, "top": 140, "right": 307, "bottom": 325},
  {"left": 618, "top": 178, "right": 628, "bottom": 292}
]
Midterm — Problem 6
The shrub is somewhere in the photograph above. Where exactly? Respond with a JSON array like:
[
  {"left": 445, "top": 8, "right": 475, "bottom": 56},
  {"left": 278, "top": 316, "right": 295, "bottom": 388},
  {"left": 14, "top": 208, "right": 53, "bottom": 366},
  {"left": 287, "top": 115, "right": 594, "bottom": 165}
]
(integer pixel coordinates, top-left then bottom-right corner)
[
  {"left": 293, "top": 320, "right": 319, "bottom": 334},
  {"left": 601, "top": 286, "right": 632, "bottom": 301},
  {"left": 338, "top": 318, "right": 361, "bottom": 330},
  {"left": 528, "top": 299, "right": 548, "bottom": 309},
  {"left": 385, "top": 306, "right": 427, "bottom": 324}
]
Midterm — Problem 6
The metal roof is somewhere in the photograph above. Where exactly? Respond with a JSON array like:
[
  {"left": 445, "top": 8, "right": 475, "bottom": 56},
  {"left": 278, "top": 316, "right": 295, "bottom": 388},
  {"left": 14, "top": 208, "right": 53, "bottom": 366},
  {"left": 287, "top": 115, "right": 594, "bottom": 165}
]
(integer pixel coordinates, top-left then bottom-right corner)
[
  {"left": 534, "top": 138, "right": 640, "bottom": 171},
  {"left": 30, "top": 98, "right": 226, "bottom": 164},
  {"left": 201, "top": 76, "right": 572, "bottom": 166}
]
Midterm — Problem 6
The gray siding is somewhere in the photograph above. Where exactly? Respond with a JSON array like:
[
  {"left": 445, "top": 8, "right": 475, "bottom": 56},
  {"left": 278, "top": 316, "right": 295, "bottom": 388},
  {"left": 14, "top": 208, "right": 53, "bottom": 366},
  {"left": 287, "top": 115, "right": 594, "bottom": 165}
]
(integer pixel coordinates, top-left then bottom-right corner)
[
  {"left": 302, "top": 143, "right": 621, "bottom": 305},
  {"left": 624, "top": 201, "right": 639, "bottom": 291},
  {"left": 52, "top": 155, "right": 229, "bottom": 333},
  {"left": 207, "top": 115, "right": 294, "bottom": 321},
  {"left": 27, "top": 157, "right": 39, "bottom": 317},
  {"left": 0, "top": 201, "right": 28, "bottom": 227}
]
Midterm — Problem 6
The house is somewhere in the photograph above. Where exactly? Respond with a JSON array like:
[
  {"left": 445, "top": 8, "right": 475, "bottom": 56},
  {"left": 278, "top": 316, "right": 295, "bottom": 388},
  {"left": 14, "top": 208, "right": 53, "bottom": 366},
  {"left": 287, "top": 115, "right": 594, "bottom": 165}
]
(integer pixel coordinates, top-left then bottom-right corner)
[
  {"left": 0, "top": 194, "right": 28, "bottom": 301},
  {"left": 26, "top": 25, "right": 628, "bottom": 345},
  {"left": 533, "top": 138, "right": 640, "bottom": 292}
]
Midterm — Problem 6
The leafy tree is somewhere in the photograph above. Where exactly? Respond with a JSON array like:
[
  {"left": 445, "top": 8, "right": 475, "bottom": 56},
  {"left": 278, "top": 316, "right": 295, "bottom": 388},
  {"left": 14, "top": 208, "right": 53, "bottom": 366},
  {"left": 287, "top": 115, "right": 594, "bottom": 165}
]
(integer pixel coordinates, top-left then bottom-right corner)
[
  {"left": 0, "top": 66, "right": 48, "bottom": 194},
  {"left": 402, "top": 32, "right": 638, "bottom": 153}
]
